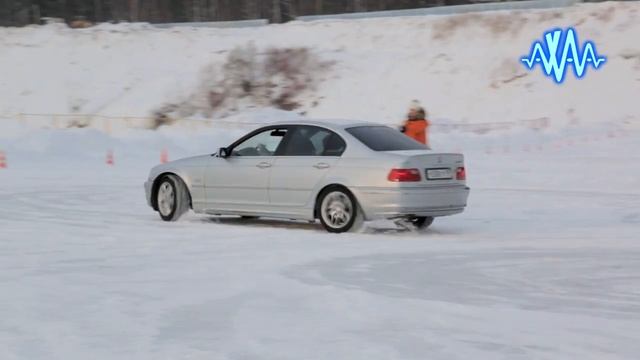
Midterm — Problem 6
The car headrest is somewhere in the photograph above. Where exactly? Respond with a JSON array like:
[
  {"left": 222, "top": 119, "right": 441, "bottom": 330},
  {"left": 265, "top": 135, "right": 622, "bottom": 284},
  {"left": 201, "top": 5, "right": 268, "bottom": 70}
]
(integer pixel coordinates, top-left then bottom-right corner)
[
  {"left": 288, "top": 135, "right": 316, "bottom": 156},
  {"left": 323, "top": 134, "right": 345, "bottom": 156}
]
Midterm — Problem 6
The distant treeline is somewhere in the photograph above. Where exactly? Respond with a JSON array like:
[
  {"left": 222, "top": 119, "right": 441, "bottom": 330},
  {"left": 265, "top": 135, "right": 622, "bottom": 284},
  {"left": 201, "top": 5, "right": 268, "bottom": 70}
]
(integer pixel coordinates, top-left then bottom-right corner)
[{"left": 1, "top": 0, "right": 513, "bottom": 26}]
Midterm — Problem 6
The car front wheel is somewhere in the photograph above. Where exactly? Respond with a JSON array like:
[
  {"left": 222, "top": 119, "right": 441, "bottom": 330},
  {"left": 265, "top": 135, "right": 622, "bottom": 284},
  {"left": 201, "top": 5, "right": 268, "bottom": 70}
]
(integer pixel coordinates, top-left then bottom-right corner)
[{"left": 156, "top": 175, "right": 190, "bottom": 221}]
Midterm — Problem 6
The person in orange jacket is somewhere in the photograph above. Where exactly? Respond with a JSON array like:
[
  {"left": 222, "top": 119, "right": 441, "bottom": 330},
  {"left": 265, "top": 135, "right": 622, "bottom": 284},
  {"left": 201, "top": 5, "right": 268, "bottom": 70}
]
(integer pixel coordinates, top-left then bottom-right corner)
[{"left": 400, "top": 100, "right": 430, "bottom": 146}]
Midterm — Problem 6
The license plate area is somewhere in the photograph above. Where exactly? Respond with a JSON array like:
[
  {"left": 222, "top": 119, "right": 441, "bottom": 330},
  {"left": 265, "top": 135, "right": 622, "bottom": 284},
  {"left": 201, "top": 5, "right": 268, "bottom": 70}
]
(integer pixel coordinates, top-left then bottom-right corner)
[{"left": 426, "top": 168, "right": 453, "bottom": 180}]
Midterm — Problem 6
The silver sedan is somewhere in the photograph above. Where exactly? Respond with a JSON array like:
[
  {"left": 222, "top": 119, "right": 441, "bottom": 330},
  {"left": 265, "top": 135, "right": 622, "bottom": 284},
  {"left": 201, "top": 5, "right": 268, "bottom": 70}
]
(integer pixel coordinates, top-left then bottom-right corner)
[{"left": 144, "top": 120, "right": 470, "bottom": 232}]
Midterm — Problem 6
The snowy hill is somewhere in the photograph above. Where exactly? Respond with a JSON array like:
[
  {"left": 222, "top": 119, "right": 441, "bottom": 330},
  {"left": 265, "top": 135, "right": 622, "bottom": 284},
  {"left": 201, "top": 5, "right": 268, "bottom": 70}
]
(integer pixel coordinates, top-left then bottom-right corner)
[{"left": 1, "top": 1, "right": 638, "bottom": 128}]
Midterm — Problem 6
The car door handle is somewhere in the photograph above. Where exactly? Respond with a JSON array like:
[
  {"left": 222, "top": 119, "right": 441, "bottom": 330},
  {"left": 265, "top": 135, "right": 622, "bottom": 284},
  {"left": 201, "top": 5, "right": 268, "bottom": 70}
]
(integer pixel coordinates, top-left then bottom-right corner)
[
  {"left": 313, "top": 162, "right": 330, "bottom": 169},
  {"left": 256, "top": 162, "right": 272, "bottom": 169}
]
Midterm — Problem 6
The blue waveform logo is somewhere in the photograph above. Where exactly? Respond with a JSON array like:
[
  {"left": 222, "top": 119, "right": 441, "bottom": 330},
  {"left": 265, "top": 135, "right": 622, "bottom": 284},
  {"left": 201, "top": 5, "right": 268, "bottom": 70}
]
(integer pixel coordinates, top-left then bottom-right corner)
[{"left": 521, "top": 27, "right": 606, "bottom": 84}]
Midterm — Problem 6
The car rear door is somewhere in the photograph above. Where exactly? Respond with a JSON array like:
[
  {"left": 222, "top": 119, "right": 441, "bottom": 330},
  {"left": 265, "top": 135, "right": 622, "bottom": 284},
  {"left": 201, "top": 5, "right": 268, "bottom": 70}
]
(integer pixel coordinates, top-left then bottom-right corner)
[{"left": 269, "top": 126, "right": 347, "bottom": 208}]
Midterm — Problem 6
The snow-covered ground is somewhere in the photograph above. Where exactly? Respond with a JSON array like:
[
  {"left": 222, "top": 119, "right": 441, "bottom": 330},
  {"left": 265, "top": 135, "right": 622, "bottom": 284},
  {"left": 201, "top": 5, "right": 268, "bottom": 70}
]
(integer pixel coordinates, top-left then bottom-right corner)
[
  {"left": 1, "top": 115, "right": 639, "bottom": 359},
  {"left": 1, "top": 2, "right": 640, "bottom": 359}
]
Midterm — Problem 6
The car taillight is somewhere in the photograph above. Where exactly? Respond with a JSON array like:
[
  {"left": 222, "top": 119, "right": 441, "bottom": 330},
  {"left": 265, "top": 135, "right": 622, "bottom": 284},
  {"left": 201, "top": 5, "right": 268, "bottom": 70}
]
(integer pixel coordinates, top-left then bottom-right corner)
[
  {"left": 388, "top": 168, "right": 421, "bottom": 182},
  {"left": 456, "top": 167, "right": 466, "bottom": 180}
]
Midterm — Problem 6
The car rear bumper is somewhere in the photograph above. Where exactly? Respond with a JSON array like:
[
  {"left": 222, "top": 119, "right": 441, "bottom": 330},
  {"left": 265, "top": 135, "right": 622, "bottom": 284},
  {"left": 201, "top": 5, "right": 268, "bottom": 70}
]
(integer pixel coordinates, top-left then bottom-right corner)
[{"left": 354, "top": 184, "right": 470, "bottom": 220}]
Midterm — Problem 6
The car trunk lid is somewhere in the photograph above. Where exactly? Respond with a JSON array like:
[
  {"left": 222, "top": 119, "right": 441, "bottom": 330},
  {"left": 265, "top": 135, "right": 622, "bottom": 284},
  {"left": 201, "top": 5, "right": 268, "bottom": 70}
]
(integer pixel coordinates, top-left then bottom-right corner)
[{"left": 386, "top": 151, "right": 465, "bottom": 185}]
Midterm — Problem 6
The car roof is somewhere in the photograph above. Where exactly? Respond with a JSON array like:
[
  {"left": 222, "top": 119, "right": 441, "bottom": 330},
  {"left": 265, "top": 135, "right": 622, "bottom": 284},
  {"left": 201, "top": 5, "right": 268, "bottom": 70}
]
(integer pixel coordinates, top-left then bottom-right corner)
[{"left": 270, "top": 119, "right": 385, "bottom": 130}]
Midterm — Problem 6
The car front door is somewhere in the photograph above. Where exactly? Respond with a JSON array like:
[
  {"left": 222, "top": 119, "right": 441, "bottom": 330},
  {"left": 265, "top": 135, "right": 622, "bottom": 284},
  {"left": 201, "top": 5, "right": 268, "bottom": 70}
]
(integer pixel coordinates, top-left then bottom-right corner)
[
  {"left": 269, "top": 126, "right": 347, "bottom": 210},
  {"left": 205, "top": 127, "right": 288, "bottom": 212}
]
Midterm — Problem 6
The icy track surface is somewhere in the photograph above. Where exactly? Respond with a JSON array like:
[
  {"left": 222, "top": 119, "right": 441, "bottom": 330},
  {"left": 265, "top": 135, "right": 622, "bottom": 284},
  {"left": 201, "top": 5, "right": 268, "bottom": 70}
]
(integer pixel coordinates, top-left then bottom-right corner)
[{"left": 1, "top": 128, "right": 639, "bottom": 360}]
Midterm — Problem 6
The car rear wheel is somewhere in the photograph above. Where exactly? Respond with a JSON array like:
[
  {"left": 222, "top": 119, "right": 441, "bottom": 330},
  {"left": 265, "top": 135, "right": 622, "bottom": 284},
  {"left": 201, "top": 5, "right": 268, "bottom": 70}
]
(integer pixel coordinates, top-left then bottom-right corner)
[
  {"left": 408, "top": 216, "right": 434, "bottom": 229},
  {"left": 156, "top": 175, "right": 190, "bottom": 221},
  {"left": 317, "top": 186, "right": 363, "bottom": 233}
]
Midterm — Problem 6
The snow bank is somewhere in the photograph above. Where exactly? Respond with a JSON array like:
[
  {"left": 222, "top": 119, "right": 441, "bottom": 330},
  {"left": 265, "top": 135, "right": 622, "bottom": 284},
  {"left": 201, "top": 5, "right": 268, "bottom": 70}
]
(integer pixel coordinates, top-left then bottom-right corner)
[{"left": 0, "top": 2, "right": 638, "bottom": 128}]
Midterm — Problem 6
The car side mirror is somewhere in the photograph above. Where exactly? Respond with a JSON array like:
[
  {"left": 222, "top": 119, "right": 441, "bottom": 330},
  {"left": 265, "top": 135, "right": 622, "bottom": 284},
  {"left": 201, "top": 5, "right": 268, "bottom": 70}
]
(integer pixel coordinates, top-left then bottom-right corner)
[{"left": 218, "top": 147, "right": 230, "bottom": 158}]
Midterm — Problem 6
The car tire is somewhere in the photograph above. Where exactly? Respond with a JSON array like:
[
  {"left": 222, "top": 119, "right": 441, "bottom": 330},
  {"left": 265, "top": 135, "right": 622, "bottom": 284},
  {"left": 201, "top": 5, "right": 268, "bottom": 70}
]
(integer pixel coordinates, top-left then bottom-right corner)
[
  {"left": 409, "top": 216, "right": 434, "bottom": 229},
  {"left": 317, "top": 186, "right": 363, "bottom": 233},
  {"left": 156, "top": 174, "right": 190, "bottom": 221}
]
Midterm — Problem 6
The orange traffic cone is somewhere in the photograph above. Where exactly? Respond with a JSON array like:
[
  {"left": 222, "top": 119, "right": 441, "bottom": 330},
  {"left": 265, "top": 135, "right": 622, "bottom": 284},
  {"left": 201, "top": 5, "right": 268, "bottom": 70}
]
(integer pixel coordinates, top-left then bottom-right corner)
[
  {"left": 106, "top": 150, "right": 114, "bottom": 166},
  {"left": 160, "top": 148, "right": 169, "bottom": 164},
  {"left": 0, "top": 151, "right": 7, "bottom": 169}
]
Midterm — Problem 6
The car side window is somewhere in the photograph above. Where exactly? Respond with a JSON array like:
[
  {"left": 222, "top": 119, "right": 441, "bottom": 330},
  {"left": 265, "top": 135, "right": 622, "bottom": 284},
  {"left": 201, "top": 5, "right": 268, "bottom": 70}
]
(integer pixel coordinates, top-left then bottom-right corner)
[
  {"left": 231, "top": 128, "right": 287, "bottom": 157},
  {"left": 280, "top": 126, "right": 346, "bottom": 156}
]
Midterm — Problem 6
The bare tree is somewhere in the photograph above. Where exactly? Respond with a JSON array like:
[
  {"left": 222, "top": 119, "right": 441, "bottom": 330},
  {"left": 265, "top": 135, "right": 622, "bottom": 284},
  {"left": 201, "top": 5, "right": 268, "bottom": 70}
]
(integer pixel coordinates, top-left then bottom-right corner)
[
  {"left": 243, "top": 0, "right": 258, "bottom": 19},
  {"left": 207, "top": 0, "right": 218, "bottom": 21},
  {"left": 192, "top": 0, "right": 201, "bottom": 21},
  {"left": 353, "top": 0, "right": 365, "bottom": 12},
  {"left": 280, "top": 0, "right": 292, "bottom": 22},
  {"left": 128, "top": 0, "right": 138, "bottom": 21},
  {"left": 93, "top": 0, "right": 103, "bottom": 20},
  {"left": 272, "top": 0, "right": 281, "bottom": 22}
]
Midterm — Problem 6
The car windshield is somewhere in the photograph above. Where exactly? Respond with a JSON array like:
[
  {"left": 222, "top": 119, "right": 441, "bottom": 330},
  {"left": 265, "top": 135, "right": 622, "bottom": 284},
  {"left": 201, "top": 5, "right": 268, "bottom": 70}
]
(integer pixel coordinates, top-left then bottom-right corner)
[{"left": 346, "top": 126, "right": 428, "bottom": 151}]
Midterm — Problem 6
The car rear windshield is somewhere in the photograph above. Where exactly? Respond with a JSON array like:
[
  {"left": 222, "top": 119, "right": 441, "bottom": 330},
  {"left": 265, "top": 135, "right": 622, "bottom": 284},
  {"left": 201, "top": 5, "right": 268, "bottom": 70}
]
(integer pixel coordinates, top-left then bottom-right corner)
[{"left": 346, "top": 126, "right": 428, "bottom": 151}]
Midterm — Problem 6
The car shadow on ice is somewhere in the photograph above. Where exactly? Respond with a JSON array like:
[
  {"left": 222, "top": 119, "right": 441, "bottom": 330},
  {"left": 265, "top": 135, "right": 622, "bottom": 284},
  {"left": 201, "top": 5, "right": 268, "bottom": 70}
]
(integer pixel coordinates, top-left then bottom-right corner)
[
  {"left": 192, "top": 216, "right": 453, "bottom": 235},
  {"left": 199, "top": 216, "right": 323, "bottom": 231}
]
